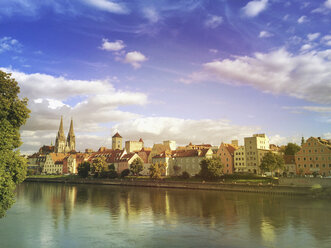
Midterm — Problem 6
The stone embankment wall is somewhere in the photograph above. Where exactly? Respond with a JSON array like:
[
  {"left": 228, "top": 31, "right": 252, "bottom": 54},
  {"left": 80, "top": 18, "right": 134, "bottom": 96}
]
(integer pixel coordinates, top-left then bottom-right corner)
[
  {"left": 279, "top": 178, "right": 331, "bottom": 187},
  {"left": 25, "top": 178, "right": 312, "bottom": 196}
]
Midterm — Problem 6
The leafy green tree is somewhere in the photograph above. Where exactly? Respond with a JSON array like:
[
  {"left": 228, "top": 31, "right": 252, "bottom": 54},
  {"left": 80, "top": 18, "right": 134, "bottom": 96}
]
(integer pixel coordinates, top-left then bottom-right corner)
[
  {"left": 149, "top": 162, "right": 166, "bottom": 179},
  {"left": 0, "top": 70, "right": 30, "bottom": 218},
  {"left": 284, "top": 143, "right": 301, "bottom": 155},
  {"left": 77, "top": 162, "right": 90, "bottom": 178},
  {"left": 199, "top": 157, "right": 223, "bottom": 180},
  {"left": 91, "top": 157, "right": 108, "bottom": 177},
  {"left": 260, "top": 152, "right": 285, "bottom": 176},
  {"left": 130, "top": 158, "right": 144, "bottom": 176}
]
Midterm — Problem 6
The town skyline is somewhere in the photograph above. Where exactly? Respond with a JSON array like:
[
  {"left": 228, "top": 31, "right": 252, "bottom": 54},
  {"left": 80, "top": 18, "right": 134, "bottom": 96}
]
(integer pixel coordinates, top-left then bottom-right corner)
[{"left": 0, "top": 0, "right": 330, "bottom": 154}]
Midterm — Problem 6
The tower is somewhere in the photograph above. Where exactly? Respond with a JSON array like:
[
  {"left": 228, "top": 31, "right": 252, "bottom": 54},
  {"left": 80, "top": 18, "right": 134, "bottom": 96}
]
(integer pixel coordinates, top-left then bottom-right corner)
[
  {"left": 55, "top": 116, "right": 66, "bottom": 153},
  {"left": 112, "top": 132, "right": 122, "bottom": 150},
  {"left": 66, "top": 118, "right": 75, "bottom": 152}
]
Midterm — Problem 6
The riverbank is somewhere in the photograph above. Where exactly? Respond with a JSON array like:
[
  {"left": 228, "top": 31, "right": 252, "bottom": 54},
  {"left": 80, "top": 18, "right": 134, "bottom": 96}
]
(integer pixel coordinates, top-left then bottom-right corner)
[{"left": 24, "top": 177, "right": 321, "bottom": 196}]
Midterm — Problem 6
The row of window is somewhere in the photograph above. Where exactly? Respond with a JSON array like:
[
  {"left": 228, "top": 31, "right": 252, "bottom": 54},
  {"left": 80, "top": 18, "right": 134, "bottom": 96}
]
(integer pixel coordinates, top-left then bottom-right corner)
[
  {"left": 297, "top": 164, "right": 331, "bottom": 168},
  {"left": 301, "top": 149, "right": 325, "bottom": 153},
  {"left": 297, "top": 157, "right": 330, "bottom": 161}
]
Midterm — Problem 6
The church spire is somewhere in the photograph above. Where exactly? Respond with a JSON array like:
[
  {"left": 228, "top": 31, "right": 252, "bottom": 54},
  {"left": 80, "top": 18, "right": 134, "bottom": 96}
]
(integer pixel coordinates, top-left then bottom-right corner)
[
  {"left": 66, "top": 117, "right": 75, "bottom": 152},
  {"left": 68, "top": 118, "right": 74, "bottom": 136},
  {"left": 58, "top": 116, "right": 65, "bottom": 138}
]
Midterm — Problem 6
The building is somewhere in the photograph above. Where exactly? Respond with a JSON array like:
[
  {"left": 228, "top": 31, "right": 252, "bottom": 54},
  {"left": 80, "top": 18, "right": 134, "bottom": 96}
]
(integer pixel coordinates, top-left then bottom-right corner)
[
  {"left": 163, "top": 140, "right": 176, "bottom": 150},
  {"left": 152, "top": 151, "right": 173, "bottom": 176},
  {"left": 125, "top": 139, "right": 144, "bottom": 153},
  {"left": 216, "top": 143, "right": 238, "bottom": 174},
  {"left": 234, "top": 146, "right": 246, "bottom": 172},
  {"left": 295, "top": 137, "right": 331, "bottom": 176},
  {"left": 244, "top": 134, "right": 270, "bottom": 174},
  {"left": 54, "top": 116, "right": 76, "bottom": 153},
  {"left": 42, "top": 153, "right": 68, "bottom": 174},
  {"left": 112, "top": 132, "right": 123, "bottom": 150},
  {"left": 148, "top": 143, "right": 172, "bottom": 163},
  {"left": 284, "top": 155, "right": 296, "bottom": 176},
  {"left": 117, "top": 153, "right": 142, "bottom": 173},
  {"left": 170, "top": 148, "right": 213, "bottom": 176}
]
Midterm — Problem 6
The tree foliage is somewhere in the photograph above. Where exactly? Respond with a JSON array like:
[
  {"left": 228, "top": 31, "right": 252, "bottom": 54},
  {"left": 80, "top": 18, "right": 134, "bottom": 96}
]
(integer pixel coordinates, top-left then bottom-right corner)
[
  {"left": 284, "top": 143, "right": 301, "bottom": 155},
  {"left": 199, "top": 157, "right": 223, "bottom": 180},
  {"left": 260, "top": 152, "right": 285, "bottom": 176},
  {"left": 78, "top": 162, "right": 90, "bottom": 178},
  {"left": 0, "top": 70, "right": 30, "bottom": 218},
  {"left": 91, "top": 157, "right": 108, "bottom": 177},
  {"left": 149, "top": 162, "right": 166, "bottom": 179},
  {"left": 173, "top": 164, "right": 181, "bottom": 176},
  {"left": 130, "top": 158, "right": 144, "bottom": 176},
  {"left": 120, "top": 169, "right": 131, "bottom": 178}
]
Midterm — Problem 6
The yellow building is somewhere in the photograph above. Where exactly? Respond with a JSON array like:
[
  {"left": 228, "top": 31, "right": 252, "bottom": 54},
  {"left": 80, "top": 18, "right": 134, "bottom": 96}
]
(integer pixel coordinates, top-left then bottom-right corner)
[
  {"left": 244, "top": 134, "right": 270, "bottom": 174},
  {"left": 125, "top": 139, "right": 144, "bottom": 153},
  {"left": 234, "top": 146, "right": 246, "bottom": 172},
  {"left": 42, "top": 153, "right": 67, "bottom": 174},
  {"left": 112, "top": 132, "right": 123, "bottom": 150},
  {"left": 295, "top": 137, "right": 331, "bottom": 176}
]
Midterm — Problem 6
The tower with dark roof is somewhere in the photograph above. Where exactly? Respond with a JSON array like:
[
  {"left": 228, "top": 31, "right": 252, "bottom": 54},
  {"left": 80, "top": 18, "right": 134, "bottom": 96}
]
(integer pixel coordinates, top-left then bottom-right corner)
[
  {"left": 55, "top": 116, "right": 66, "bottom": 153},
  {"left": 112, "top": 132, "right": 122, "bottom": 150}
]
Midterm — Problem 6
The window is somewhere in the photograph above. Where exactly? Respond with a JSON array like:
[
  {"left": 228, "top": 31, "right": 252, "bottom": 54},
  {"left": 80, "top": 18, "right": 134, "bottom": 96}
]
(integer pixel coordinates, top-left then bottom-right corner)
[
  {"left": 298, "top": 158, "right": 300, "bottom": 161},
  {"left": 316, "top": 157, "right": 318, "bottom": 160},
  {"left": 323, "top": 164, "right": 326, "bottom": 168},
  {"left": 310, "top": 164, "right": 313, "bottom": 168},
  {"left": 304, "top": 164, "right": 306, "bottom": 168},
  {"left": 316, "top": 164, "right": 319, "bottom": 168}
]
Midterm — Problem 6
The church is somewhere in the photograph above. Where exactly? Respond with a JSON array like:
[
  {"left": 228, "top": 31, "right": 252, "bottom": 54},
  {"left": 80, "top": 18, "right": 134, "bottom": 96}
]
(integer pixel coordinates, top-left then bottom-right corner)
[{"left": 54, "top": 116, "right": 76, "bottom": 153}]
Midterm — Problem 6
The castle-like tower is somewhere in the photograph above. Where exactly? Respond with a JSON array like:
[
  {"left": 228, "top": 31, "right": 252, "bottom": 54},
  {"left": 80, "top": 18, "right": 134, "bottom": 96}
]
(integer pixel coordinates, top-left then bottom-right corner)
[
  {"left": 54, "top": 116, "right": 76, "bottom": 153},
  {"left": 112, "top": 132, "right": 122, "bottom": 150}
]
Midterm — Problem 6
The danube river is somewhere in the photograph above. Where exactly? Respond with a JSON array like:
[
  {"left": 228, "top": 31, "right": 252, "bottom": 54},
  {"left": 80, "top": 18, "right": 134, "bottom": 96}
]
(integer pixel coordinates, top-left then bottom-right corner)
[{"left": 0, "top": 183, "right": 330, "bottom": 248}]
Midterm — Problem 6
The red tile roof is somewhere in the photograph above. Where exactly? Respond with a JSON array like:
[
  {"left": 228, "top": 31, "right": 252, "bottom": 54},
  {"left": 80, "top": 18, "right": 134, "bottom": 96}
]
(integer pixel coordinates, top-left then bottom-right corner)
[{"left": 112, "top": 132, "right": 122, "bottom": 138}]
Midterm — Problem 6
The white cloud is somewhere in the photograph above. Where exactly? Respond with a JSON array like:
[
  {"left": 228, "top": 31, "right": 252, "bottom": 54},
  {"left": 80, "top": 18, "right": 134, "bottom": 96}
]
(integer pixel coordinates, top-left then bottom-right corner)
[
  {"left": 321, "top": 35, "right": 331, "bottom": 46},
  {"left": 269, "top": 134, "right": 301, "bottom": 146},
  {"left": 259, "top": 31, "right": 273, "bottom": 38},
  {"left": 209, "top": 49, "right": 218, "bottom": 54},
  {"left": 180, "top": 48, "right": 331, "bottom": 104},
  {"left": 100, "top": 39, "right": 125, "bottom": 51},
  {"left": 300, "top": 44, "right": 312, "bottom": 51},
  {"left": 323, "top": 132, "right": 331, "bottom": 139},
  {"left": 1, "top": 67, "right": 147, "bottom": 133},
  {"left": 0, "top": 36, "right": 22, "bottom": 53},
  {"left": 83, "top": 0, "right": 128, "bottom": 14},
  {"left": 242, "top": 0, "right": 268, "bottom": 17},
  {"left": 307, "top": 33, "right": 320, "bottom": 41},
  {"left": 297, "top": 15, "right": 308, "bottom": 23},
  {"left": 325, "top": 0, "right": 331, "bottom": 8},
  {"left": 124, "top": 51, "right": 147, "bottom": 69},
  {"left": 143, "top": 7, "right": 159, "bottom": 23},
  {"left": 111, "top": 117, "right": 259, "bottom": 147},
  {"left": 204, "top": 15, "right": 223, "bottom": 29}
]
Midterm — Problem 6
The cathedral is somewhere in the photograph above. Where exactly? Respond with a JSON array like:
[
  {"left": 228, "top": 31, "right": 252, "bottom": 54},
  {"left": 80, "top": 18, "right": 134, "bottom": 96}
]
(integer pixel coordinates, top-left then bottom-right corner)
[{"left": 54, "top": 116, "right": 76, "bottom": 153}]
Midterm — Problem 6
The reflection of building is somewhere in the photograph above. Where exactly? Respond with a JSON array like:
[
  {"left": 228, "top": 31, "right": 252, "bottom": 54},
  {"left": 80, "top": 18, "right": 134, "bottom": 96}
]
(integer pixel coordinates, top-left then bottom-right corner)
[
  {"left": 244, "top": 134, "right": 270, "bottom": 174},
  {"left": 54, "top": 116, "right": 75, "bottom": 153},
  {"left": 284, "top": 155, "right": 296, "bottom": 176},
  {"left": 295, "top": 137, "right": 331, "bottom": 176}
]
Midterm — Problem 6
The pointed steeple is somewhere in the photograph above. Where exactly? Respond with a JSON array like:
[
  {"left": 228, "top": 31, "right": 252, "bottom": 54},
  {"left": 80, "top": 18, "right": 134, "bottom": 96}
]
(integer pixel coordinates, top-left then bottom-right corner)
[
  {"left": 66, "top": 117, "right": 75, "bottom": 152},
  {"left": 58, "top": 116, "right": 65, "bottom": 138},
  {"left": 69, "top": 118, "right": 74, "bottom": 136}
]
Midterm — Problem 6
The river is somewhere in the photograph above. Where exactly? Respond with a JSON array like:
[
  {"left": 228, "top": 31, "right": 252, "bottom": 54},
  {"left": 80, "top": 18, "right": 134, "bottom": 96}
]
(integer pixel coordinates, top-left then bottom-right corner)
[{"left": 0, "top": 182, "right": 330, "bottom": 248}]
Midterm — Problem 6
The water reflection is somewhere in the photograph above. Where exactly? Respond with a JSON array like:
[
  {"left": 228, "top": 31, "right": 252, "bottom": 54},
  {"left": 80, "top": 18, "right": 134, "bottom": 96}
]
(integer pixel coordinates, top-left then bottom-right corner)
[{"left": 2, "top": 182, "right": 331, "bottom": 248}]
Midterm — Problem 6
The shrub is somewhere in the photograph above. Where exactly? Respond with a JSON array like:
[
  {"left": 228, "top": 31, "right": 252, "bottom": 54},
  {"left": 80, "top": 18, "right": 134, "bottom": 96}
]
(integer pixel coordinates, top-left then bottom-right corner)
[
  {"left": 120, "top": 169, "right": 131, "bottom": 178},
  {"left": 181, "top": 171, "right": 190, "bottom": 180}
]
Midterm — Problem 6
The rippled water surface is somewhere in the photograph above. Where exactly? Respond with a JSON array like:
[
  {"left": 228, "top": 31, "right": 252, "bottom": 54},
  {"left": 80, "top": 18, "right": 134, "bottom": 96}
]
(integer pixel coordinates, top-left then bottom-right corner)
[{"left": 0, "top": 182, "right": 331, "bottom": 248}]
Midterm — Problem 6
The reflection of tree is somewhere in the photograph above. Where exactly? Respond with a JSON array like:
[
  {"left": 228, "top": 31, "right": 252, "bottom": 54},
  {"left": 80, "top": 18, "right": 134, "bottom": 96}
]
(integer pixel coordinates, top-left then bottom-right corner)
[{"left": 15, "top": 182, "right": 331, "bottom": 244}]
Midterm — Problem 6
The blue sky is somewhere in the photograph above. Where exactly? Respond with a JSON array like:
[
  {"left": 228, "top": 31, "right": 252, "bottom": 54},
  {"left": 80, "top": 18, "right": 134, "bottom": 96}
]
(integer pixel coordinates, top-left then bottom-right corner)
[{"left": 1, "top": 0, "right": 330, "bottom": 153}]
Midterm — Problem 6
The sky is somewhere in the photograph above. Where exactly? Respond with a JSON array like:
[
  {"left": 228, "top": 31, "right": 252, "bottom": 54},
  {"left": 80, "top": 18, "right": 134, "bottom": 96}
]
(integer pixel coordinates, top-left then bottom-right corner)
[{"left": 0, "top": 0, "right": 330, "bottom": 154}]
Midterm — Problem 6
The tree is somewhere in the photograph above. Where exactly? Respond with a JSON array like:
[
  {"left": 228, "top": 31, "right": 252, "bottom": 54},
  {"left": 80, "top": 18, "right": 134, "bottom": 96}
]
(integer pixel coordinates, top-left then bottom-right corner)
[
  {"left": 284, "top": 143, "right": 301, "bottom": 155},
  {"left": 91, "top": 157, "right": 108, "bottom": 177},
  {"left": 120, "top": 169, "right": 131, "bottom": 178},
  {"left": 180, "top": 171, "right": 190, "bottom": 180},
  {"left": 199, "top": 157, "right": 223, "bottom": 180},
  {"left": 78, "top": 162, "right": 90, "bottom": 178},
  {"left": 149, "top": 162, "right": 166, "bottom": 179},
  {"left": 108, "top": 163, "right": 115, "bottom": 171},
  {"left": 260, "top": 152, "right": 285, "bottom": 176},
  {"left": 130, "top": 158, "right": 144, "bottom": 176},
  {"left": 0, "top": 70, "right": 30, "bottom": 218}
]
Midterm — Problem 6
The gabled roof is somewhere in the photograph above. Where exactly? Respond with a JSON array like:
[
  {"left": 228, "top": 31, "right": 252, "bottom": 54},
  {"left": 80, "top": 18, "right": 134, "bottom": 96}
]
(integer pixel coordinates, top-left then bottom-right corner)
[
  {"left": 89, "top": 149, "right": 125, "bottom": 163},
  {"left": 119, "top": 153, "right": 136, "bottom": 162},
  {"left": 112, "top": 132, "right": 122, "bottom": 138}
]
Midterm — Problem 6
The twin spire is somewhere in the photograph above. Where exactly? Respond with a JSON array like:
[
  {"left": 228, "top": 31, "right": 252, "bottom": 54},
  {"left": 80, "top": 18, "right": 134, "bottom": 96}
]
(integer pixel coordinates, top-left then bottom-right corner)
[{"left": 55, "top": 116, "right": 76, "bottom": 153}]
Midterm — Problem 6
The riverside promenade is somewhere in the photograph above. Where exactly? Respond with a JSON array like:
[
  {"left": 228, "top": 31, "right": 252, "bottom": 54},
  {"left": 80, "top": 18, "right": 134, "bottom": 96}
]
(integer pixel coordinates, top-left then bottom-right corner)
[{"left": 25, "top": 177, "right": 316, "bottom": 196}]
